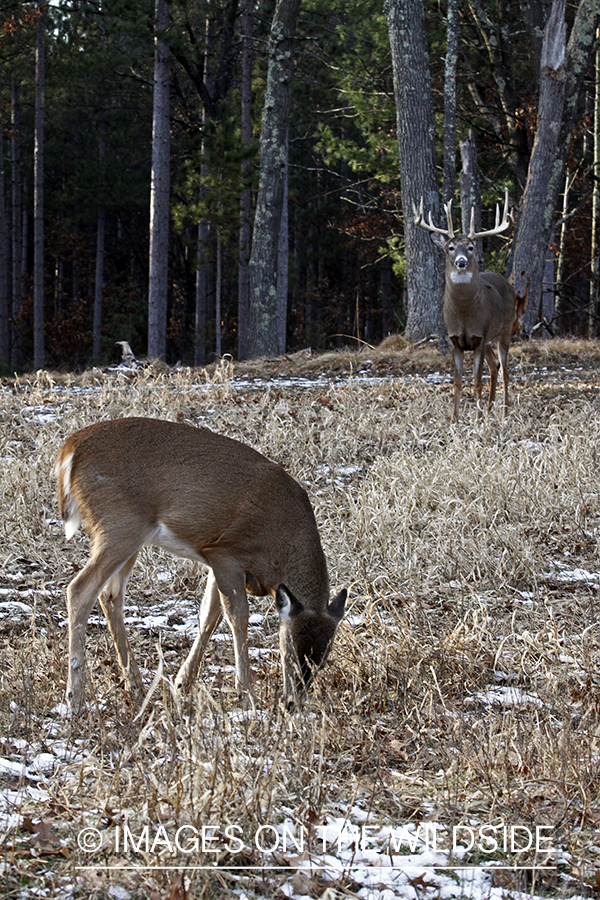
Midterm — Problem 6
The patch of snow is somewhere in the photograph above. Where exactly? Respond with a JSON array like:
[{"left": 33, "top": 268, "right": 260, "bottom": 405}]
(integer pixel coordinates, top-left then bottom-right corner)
[
  {"left": 464, "top": 686, "right": 543, "bottom": 708},
  {"left": 552, "top": 568, "right": 599, "bottom": 583}
]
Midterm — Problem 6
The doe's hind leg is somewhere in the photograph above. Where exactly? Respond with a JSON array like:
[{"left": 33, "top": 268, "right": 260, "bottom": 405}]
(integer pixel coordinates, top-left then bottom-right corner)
[
  {"left": 98, "top": 552, "right": 143, "bottom": 697},
  {"left": 66, "top": 543, "right": 137, "bottom": 713}
]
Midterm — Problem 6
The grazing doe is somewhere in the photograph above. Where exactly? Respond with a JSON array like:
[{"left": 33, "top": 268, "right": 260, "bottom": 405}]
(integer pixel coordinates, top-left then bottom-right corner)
[
  {"left": 413, "top": 190, "right": 522, "bottom": 423},
  {"left": 55, "top": 417, "right": 346, "bottom": 713}
]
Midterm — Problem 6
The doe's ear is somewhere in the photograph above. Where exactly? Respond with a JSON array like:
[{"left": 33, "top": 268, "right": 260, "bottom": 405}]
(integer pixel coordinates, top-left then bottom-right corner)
[
  {"left": 328, "top": 588, "right": 347, "bottom": 622},
  {"left": 276, "top": 585, "right": 305, "bottom": 623}
]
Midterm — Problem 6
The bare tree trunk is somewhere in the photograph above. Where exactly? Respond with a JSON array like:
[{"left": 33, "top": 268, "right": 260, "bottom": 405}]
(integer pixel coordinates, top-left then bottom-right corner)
[
  {"left": 555, "top": 168, "right": 572, "bottom": 327},
  {"left": 385, "top": 0, "right": 445, "bottom": 342},
  {"left": 0, "top": 77, "right": 8, "bottom": 369},
  {"left": 276, "top": 130, "right": 289, "bottom": 354},
  {"left": 442, "top": 0, "right": 458, "bottom": 206},
  {"left": 33, "top": 8, "right": 45, "bottom": 369},
  {"left": 147, "top": 0, "right": 171, "bottom": 361},
  {"left": 194, "top": 10, "right": 215, "bottom": 366},
  {"left": 94, "top": 206, "right": 106, "bottom": 360},
  {"left": 459, "top": 130, "right": 484, "bottom": 270},
  {"left": 237, "top": 0, "right": 253, "bottom": 360},
  {"left": 215, "top": 230, "right": 222, "bottom": 357},
  {"left": 194, "top": 216, "right": 210, "bottom": 365},
  {"left": 248, "top": 0, "right": 301, "bottom": 359},
  {"left": 590, "top": 28, "right": 600, "bottom": 337},
  {"left": 511, "top": 0, "right": 567, "bottom": 330},
  {"left": 510, "top": 0, "right": 600, "bottom": 329},
  {"left": 93, "top": 126, "right": 106, "bottom": 360},
  {"left": 467, "top": 0, "right": 545, "bottom": 192},
  {"left": 11, "top": 79, "right": 23, "bottom": 371}
]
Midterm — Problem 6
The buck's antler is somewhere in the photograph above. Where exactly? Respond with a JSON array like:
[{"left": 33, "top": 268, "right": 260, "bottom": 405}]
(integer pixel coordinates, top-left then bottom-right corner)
[
  {"left": 412, "top": 197, "right": 455, "bottom": 240},
  {"left": 468, "top": 188, "right": 512, "bottom": 240}
]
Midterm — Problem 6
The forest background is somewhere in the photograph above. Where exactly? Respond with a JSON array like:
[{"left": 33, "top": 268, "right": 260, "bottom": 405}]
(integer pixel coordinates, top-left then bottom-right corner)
[{"left": 0, "top": 0, "right": 599, "bottom": 373}]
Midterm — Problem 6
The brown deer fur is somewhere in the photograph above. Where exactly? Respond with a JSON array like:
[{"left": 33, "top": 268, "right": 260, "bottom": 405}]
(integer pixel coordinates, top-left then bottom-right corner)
[{"left": 55, "top": 417, "right": 346, "bottom": 713}]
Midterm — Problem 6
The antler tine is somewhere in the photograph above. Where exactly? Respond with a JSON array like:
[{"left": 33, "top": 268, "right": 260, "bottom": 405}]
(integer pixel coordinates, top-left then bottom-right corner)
[
  {"left": 412, "top": 197, "right": 453, "bottom": 238},
  {"left": 411, "top": 197, "right": 424, "bottom": 226},
  {"left": 443, "top": 200, "right": 455, "bottom": 240},
  {"left": 468, "top": 188, "right": 512, "bottom": 240}
]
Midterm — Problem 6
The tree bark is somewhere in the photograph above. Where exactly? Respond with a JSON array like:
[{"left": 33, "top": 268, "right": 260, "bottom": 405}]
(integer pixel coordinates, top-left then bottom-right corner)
[
  {"left": 215, "top": 230, "right": 222, "bottom": 358},
  {"left": 248, "top": 0, "right": 301, "bottom": 359},
  {"left": 459, "top": 130, "right": 484, "bottom": 270},
  {"left": 0, "top": 76, "right": 8, "bottom": 369},
  {"left": 33, "top": 8, "right": 45, "bottom": 369},
  {"left": 511, "top": 0, "right": 566, "bottom": 329},
  {"left": 237, "top": 0, "right": 253, "bottom": 361},
  {"left": 93, "top": 206, "right": 106, "bottom": 360},
  {"left": 442, "top": 0, "right": 458, "bottom": 207},
  {"left": 276, "top": 129, "right": 289, "bottom": 354},
  {"left": 93, "top": 126, "right": 106, "bottom": 361},
  {"left": 11, "top": 80, "right": 23, "bottom": 371},
  {"left": 194, "top": 8, "right": 216, "bottom": 366},
  {"left": 590, "top": 27, "right": 600, "bottom": 337},
  {"left": 555, "top": 168, "right": 572, "bottom": 325},
  {"left": 147, "top": 0, "right": 171, "bottom": 361},
  {"left": 466, "top": 0, "right": 539, "bottom": 191},
  {"left": 510, "top": 0, "right": 600, "bottom": 330},
  {"left": 385, "top": 0, "right": 445, "bottom": 342}
]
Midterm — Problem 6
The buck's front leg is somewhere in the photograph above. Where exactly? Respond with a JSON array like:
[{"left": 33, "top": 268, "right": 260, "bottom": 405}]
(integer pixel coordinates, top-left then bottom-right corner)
[
  {"left": 450, "top": 339, "right": 463, "bottom": 423},
  {"left": 472, "top": 339, "right": 486, "bottom": 418}
]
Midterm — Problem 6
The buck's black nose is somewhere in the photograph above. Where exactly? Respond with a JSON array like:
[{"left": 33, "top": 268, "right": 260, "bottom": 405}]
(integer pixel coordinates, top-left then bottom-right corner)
[{"left": 456, "top": 257, "right": 468, "bottom": 269}]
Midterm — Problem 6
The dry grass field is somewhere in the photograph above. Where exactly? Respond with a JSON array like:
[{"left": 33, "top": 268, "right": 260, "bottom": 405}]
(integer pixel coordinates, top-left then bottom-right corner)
[{"left": 1, "top": 338, "right": 600, "bottom": 900}]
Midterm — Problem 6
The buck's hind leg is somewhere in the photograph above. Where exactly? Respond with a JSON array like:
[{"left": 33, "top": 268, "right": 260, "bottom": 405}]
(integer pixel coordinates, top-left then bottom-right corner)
[
  {"left": 484, "top": 342, "right": 500, "bottom": 412},
  {"left": 98, "top": 552, "right": 143, "bottom": 697},
  {"left": 497, "top": 340, "right": 510, "bottom": 417},
  {"left": 175, "top": 570, "right": 223, "bottom": 692}
]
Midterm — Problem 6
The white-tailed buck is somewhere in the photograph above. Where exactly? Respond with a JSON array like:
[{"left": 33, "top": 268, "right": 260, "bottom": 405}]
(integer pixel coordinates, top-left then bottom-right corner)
[
  {"left": 413, "top": 190, "right": 523, "bottom": 423},
  {"left": 55, "top": 418, "right": 346, "bottom": 713}
]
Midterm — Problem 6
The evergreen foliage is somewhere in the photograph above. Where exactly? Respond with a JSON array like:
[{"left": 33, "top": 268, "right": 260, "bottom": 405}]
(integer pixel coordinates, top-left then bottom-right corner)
[{"left": 0, "top": 0, "right": 598, "bottom": 370}]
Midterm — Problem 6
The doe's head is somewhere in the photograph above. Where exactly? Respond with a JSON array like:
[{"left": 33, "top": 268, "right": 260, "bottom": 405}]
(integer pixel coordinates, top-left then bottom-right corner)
[{"left": 276, "top": 584, "right": 346, "bottom": 705}]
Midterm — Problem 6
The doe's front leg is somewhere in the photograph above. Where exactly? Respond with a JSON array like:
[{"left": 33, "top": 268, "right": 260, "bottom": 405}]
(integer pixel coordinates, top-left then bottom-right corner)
[
  {"left": 214, "top": 569, "right": 257, "bottom": 709},
  {"left": 175, "top": 571, "right": 223, "bottom": 692}
]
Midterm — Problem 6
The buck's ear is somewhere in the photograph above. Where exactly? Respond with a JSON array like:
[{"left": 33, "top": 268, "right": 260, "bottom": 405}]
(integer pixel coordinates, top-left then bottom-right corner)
[
  {"left": 328, "top": 588, "right": 346, "bottom": 622},
  {"left": 430, "top": 232, "right": 446, "bottom": 251},
  {"left": 276, "top": 585, "right": 305, "bottom": 622}
]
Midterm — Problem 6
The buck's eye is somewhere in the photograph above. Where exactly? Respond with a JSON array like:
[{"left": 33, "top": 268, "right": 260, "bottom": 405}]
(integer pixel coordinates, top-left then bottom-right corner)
[
  {"left": 467, "top": 244, "right": 474, "bottom": 253},
  {"left": 448, "top": 243, "right": 455, "bottom": 252}
]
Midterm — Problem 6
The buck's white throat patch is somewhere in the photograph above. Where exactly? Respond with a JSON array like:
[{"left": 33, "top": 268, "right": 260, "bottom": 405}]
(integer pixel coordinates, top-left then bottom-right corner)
[{"left": 450, "top": 270, "right": 473, "bottom": 284}]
